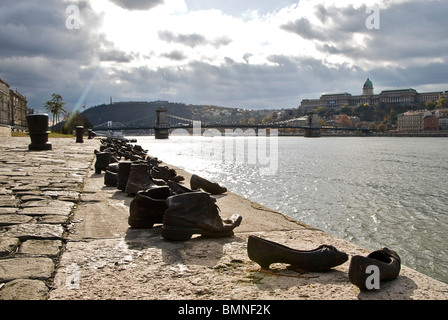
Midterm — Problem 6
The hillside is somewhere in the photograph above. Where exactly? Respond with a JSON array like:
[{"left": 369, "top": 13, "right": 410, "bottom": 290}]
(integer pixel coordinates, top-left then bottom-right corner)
[{"left": 81, "top": 101, "right": 300, "bottom": 128}]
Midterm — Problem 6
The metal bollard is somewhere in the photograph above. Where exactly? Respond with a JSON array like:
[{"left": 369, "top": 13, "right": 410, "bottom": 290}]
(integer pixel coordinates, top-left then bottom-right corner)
[
  {"left": 76, "top": 126, "right": 84, "bottom": 143},
  {"left": 27, "top": 114, "right": 52, "bottom": 151}
]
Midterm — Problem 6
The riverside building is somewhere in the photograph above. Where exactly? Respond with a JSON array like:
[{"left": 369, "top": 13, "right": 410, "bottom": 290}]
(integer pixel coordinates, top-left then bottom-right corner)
[
  {"left": 397, "top": 109, "right": 448, "bottom": 133},
  {"left": 0, "top": 77, "right": 28, "bottom": 131}
]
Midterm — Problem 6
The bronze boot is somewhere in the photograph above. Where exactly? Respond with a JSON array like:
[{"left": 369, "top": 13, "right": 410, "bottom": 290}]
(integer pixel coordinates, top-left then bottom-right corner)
[
  {"left": 125, "top": 163, "right": 162, "bottom": 196},
  {"left": 117, "top": 161, "right": 132, "bottom": 192},
  {"left": 128, "top": 186, "right": 172, "bottom": 229},
  {"left": 94, "top": 152, "right": 111, "bottom": 174},
  {"left": 190, "top": 174, "right": 227, "bottom": 195},
  {"left": 247, "top": 235, "right": 348, "bottom": 272},
  {"left": 162, "top": 191, "right": 242, "bottom": 241}
]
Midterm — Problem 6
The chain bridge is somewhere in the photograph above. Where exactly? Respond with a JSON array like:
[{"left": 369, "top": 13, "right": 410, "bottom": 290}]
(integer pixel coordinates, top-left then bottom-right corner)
[{"left": 93, "top": 108, "right": 372, "bottom": 139}]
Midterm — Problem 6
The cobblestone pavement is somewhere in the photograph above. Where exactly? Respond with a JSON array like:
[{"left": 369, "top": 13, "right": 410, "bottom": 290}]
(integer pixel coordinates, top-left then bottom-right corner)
[{"left": 0, "top": 136, "right": 97, "bottom": 299}]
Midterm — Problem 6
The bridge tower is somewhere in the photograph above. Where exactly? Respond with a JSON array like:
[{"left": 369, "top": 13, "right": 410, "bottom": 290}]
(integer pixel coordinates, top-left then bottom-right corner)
[
  {"left": 155, "top": 107, "right": 169, "bottom": 139},
  {"left": 304, "top": 109, "right": 321, "bottom": 138}
]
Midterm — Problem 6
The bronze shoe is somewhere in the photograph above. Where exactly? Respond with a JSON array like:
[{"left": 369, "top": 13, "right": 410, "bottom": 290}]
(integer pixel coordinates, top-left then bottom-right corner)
[
  {"left": 94, "top": 152, "right": 111, "bottom": 174},
  {"left": 348, "top": 247, "right": 401, "bottom": 290},
  {"left": 190, "top": 174, "right": 227, "bottom": 195},
  {"left": 162, "top": 191, "right": 242, "bottom": 241},
  {"left": 125, "top": 163, "right": 164, "bottom": 196},
  {"left": 128, "top": 186, "right": 172, "bottom": 229},
  {"left": 247, "top": 235, "right": 348, "bottom": 272}
]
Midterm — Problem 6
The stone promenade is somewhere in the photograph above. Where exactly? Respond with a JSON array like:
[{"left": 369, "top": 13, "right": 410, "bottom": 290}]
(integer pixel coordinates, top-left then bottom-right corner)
[
  {"left": 1, "top": 136, "right": 448, "bottom": 301},
  {"left": 0, "top": 136, "right": 97, "bottom": 299}
]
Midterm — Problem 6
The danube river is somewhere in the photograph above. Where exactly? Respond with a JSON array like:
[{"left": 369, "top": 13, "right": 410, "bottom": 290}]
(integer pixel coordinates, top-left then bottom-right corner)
[{"left": 130, "top": 134, "right": 448, "bottom": 284}]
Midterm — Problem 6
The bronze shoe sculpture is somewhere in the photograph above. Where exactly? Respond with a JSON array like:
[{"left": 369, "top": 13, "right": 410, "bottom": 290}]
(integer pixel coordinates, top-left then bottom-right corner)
[
  {"left": 94, "top": 152, "right": 111, "bottom": 174},
  {"left": 247, "top": 235, "right": 348, "bottom": 272},
  {"left": 348, "top": 247, "right": 401, "bottom": 290},
  {"left": 128, "top": 186, "right": 172, "bottom": 229},
  {"left": 117, "top": 161, "right": 132, "bottom": 192},
  {"left": 125, "top": 163, "right": 165, "bottom": 196},
  {"left": 167, "top": 181, "right": 194, "bottom": 194},
  {"left": 104, "top": 170, "right": 117, "bottom": 187},
  {"left": 151, "top": 166, "right": 184, "bottom": 182},
  {"left": 190, "top": 174, "right": 227, "bottom": 195},
  {"left": 162, "top": 191, "right": 242, "bottom": 241}
]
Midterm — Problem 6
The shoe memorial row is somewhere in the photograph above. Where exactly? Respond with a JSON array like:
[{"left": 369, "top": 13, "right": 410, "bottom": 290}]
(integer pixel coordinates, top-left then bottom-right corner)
[
  {"left": 93, "top": 138, "right": 401, "bottom": 292},
  {"left": 93, "top": 138, "right": 241, "bottom": 239}
]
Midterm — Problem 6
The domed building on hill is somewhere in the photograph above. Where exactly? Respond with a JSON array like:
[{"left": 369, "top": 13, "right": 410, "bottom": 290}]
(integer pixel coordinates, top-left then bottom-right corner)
[
  {"left": 300, "top": 78, "right": 447, "bottom": 114},
  {"left": 362, "top": 78, "right": 374, "bottom": 95}
]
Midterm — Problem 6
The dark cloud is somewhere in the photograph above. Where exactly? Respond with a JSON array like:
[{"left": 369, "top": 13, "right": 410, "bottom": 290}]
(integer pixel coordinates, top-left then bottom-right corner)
[
  {"left": 281, "top": 17, "right": 327, "bottom": 41},
  {"left": 109, "top": 0, "right": 164, "bottom": 11},
  {"left": 280, "top": 4, "right": 365, "bottom": 42},
  {"left": 0, "top": 0, "right": 121, "bottom": 111},
  {"left": 158, "top": 30, "right": 207, "bottom": 48},
  {"left": 212, "top": 36, "right": 233, "bottom": 48},
  {"left": 161, "top": 50, "right": 187, "bottom": 61},
  {"left": 281, "top": 1, "right": 448, "bottom": 76},
  {"left": 158, "top": 30, "right": 232, "bottom": 49}
]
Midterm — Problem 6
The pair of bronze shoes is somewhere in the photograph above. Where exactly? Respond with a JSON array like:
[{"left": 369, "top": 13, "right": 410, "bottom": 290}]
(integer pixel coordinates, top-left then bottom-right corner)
[
  {"left": 129, "top": 187, "right": 242, "bottom": 241},
  {"left": 247, "top": 235, "right": 401, "bottom": 290}
]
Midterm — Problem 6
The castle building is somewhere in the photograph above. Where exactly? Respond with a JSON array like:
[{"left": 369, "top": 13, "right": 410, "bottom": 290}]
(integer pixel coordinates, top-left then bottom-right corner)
[{"left": 299, "top": 78, "right": 448, "bottom": 114}]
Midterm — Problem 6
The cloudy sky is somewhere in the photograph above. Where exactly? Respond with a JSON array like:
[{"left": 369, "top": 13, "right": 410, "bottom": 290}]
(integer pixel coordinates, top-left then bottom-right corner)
[{"left": 0, "top": 0, "right": 447, "bottom": 114}]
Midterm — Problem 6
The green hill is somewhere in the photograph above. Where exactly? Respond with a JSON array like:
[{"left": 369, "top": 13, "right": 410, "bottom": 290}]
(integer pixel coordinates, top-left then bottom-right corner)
[{"left": 81, "top": 101, "right": 295, "bottom": 128}]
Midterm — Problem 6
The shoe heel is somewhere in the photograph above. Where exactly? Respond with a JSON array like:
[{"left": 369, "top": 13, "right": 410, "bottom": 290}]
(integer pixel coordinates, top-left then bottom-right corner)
[{"left": 161, "top": 226, "right": 194, "bottom": 241}]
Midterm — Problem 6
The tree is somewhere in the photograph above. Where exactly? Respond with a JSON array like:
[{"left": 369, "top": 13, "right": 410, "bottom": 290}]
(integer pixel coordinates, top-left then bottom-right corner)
[
  {"left": 425, "top": 100, "right": 436, "bottom": 110},
  {"left": 338, "top": 114, "right": 352, "bottom": 127},
  {"left": 436, "top": 97, "right": 447, "bottom": 109},
  {"left": 261, "top": 115, "right": 272, "bottom": 124},
  {"left": 44, "top": 93, "right": 66, "bottom": 132},
  {"left": 376, "top": 123, "right": 388, "bottom": 132},
  {"left": 61, "top": 111, "right": 93, "bottom": 135},
  {"left": 341, "top": 103, "right": 352, "bottom": 116}
]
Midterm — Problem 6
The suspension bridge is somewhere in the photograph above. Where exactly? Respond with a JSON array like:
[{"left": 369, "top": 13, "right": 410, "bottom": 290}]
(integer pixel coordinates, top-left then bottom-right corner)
[{"left": 93, "top": 108, "right": 373, "bottom": 138}]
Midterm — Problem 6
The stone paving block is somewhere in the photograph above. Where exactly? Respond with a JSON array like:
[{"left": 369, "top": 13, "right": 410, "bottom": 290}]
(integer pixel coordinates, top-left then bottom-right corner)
[
  {"left": 2, "top": 223, "right": 65, "bottom": 240},
  {"left": 0, "top": 199, "right": 20, "bottom": 207},
  {"left": 0, "top": 279, "right": 49, "bottom": 300},
  {"left": 0, "top": 214, "right": 33, "bottom": 226},
  {"left": 0, "top": 257, "right": 54, "bottom": 281},
  {"left": 0, "top": 237, "right": 20, "bottom": 257},
  {"left": 38, "top": 215, "right": 71, "bottom": 225},
  {"left": 19, "top": 206, "right": 73, "bottom": 217},
  {"left": 0, "top": 208, "right": 18, "bottom": 215},
  {"left": 19, "top": 239, "right": 63, "bottom": 257},
  {"left": 20, "top": 194, "right": 49, "bottom": 202},
  {"left": 21, "top": 199, "right": 75, "bottom": 209},
  {"left": 0, "top": 188, "right": 12, "bottom": 195},
  {"left": 42, "top": 190, "right": 80, "bottom": 201}
]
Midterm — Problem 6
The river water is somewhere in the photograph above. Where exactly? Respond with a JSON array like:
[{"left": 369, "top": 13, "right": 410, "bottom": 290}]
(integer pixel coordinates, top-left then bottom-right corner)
[{"left": 129, "top": 134, "right": 448, "bottom": 284}]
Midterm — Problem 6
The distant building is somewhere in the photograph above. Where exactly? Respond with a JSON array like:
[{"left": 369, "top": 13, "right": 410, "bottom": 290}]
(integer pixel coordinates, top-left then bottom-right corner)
[
  {"left": 299, "top": 78, "right": 448, "bottom": 114},
  {"left": 0, "top": 77, "right": 28, "bottom": 130},
  {"left": 397, "top": 109, "right": 448, "bottom": 133}
]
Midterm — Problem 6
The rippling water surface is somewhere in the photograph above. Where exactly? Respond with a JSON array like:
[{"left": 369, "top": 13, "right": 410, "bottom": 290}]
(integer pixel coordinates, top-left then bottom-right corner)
[{"left": 131, "top": 135, "right": 448, "bottom": 284}]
